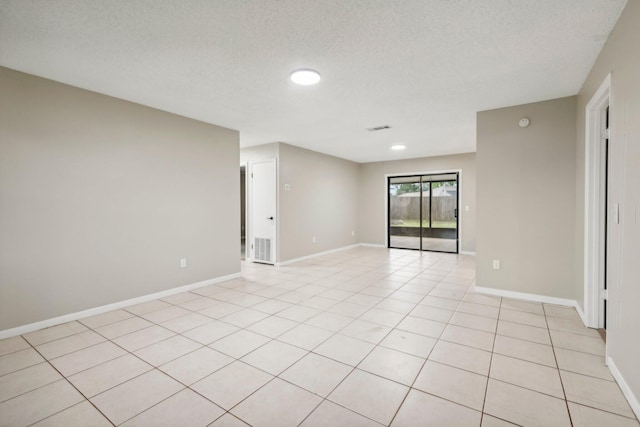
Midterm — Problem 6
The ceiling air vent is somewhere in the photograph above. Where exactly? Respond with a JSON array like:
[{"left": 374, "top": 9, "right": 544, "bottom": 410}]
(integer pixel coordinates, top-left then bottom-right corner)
[{"left": 366, "top": 125, "right": 391, "bottom": 132}]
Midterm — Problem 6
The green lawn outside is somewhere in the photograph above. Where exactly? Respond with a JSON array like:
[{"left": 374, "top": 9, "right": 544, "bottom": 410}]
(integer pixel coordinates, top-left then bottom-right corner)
[{"left": 391, "top": 219, "right": 456, "bottom": 229}]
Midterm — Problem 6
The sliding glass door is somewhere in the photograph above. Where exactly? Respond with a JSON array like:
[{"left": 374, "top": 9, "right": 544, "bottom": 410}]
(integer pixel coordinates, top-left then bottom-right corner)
[
  {"left": 388, "top": 173, "right": 459, "bottom": 253},
  {"left": 388, "top": 176, "right": 422, "bottom": 249}
]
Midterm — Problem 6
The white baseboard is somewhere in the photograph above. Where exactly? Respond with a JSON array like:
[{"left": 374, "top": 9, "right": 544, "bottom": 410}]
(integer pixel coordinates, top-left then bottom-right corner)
[
  {"left": 358, "top": 243, "right": 386, "bottom": 248},
  {"left": 607, "top": 357, "right": 640, "bottom": 420},
  {"left": 574, "top": 303, "right": 587, "bottom": 325},
  {"left": 276, "top": 244, "right": 361, "bottom": 266},
  {"left": 276, "top": 243, "right": 471, "bottom": 266},
  {"left": 277, "top": 242, "right": 480, "bottom": 266},
  {"left": 474, "top": 286, "right": 578, "bottom": 308},
  {"left": 357, "top": 243, "right": 475, "bottom": 255},
  {"left": 475, "top": 286, "right": 592, "bottom": 329},
  {"left": 0, "top": 272, "right": 241, "bottom": 340}
]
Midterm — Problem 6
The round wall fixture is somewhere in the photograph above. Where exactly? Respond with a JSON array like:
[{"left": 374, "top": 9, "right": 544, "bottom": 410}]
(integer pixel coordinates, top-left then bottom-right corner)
[
  {"left": 290, "top": 69, "right": 321, "bottom": 85},
  {"left": 519, "top": 117, "right": 530, "bottom": 128}
]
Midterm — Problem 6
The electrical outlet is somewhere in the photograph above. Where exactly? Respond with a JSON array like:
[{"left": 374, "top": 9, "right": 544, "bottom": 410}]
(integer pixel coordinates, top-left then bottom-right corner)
[
  {"left": 180, "top": 258, "right": 187, "bottom": 268},
  {"left": 312, "top": 236, "right": 316, "bottom": 243},
  {"left": 492, "top": 260, "right": 500, "bottom": 270},
  {"left": 351, "top": 230, "right": 355, "bottom": 236}
]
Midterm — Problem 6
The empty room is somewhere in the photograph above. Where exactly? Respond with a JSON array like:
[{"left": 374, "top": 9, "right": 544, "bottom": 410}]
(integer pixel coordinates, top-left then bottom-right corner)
[{"left": 1, "top": 1, "right": 639, "bottom": 426}]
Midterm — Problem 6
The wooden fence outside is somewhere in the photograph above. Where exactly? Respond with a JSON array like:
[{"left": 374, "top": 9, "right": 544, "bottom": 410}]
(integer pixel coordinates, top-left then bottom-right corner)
[{"left": 390, "top": 196, "right": 457, "bottom": 223}]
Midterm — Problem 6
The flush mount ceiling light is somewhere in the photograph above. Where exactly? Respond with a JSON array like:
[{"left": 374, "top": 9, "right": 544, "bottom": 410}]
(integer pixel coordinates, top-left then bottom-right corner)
[
  {"left": 290, "top": 69, "right": 321, "bottom": 85},
  {"left": 391, "top": 144, "right": 406, "bottom": 151}
]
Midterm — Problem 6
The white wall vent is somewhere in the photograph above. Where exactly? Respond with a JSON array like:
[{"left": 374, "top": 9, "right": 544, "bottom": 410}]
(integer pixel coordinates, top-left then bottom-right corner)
[{"left": 254, "top": 237, "right": 272, "bottom": 263}]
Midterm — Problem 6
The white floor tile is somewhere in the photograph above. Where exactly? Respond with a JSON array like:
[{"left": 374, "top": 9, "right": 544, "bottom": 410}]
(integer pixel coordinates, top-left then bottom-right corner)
[
  {"left": 0, "top": 379, "right": 84, "bottom": 427},
  {"left": 112, "top": 325, "right": 175, "bottom": 351},
  {"left": 380, "top": 329, "right": 437, "bottom": 358},
  {"left": 90, "top": 370, "right": 183, "bottom": 425},
  {"left": 280, "top": 352, "right": 352, "bottom": 397},
  {"left": 414, "top": 360, "right": 487, "bottom": 410},
  {"left": 134, "top": 335, "right": 201, "bottom": 366},
  {"left": 49, "top": 341, "right": 126, "bottom": 376},
  {"left": 561, "top": 370, "right": 636, "bottom": 418},
  {"left": 241, "top": 340, "right": 307, "bottom": 375},
  {"left": 0, "top": 336, "right": 30, "bottom": 356},
  {"left": 159, "top": 346, "right": 233, "bottom": 385},
  {"left": 36, "top": 330, "right": 106, "bottom": 359},
  {"left": 231, "top": 378, "right": 322, "bottom": 426},
  {"left": 391, "top": 388, "right": 481, "bottom": 426},
  {"left": 489, "top": 354, "right": 563, "bottom": 398},
  {"left": 191, "top": 361, "right": 273, "bottom": 410},
  {"left": 0, "top": 347, "right": 44, "bottom": 376},
  {"left": 277, "top": 323, "right": 333, "bottom": 350},
  {"left": 329, "top": 369, "right": 409, "bottom": 425},
  {"left": 339, "top": 319, "right": 392, "bottom": 344},
  {"left": 568, "top": 401, "right": 640, "bottom": 427},
  {"left": 208, "top": 329, "right": 270, "bottom": 358},
  {"left": 31, "top": 401, "right": 112, "bottom": 427},
  {"left": 358, "top": 346, "right": 424, "bottom": 385},
  {"left": 121, "top": 388, "right": 223, "bottom": 427},
  {"left": 313, "top": 334, "right": 375, "bottom": 366},
  {"left": 68, "top": 354, "right": 153, "bottom": 397},
  {"left": 301, "top": 400, "right": 382, "bottom": 427},
  {"left": 484, "top": 379, "right": 571, "bottom": 426},
  {"left": 0, "top": 362, "right": 62, "bottom": 402},
  {"left": 493, "top": 334, "right": 556, "bottom": 367},
  {"left": 428, "top": 339, "right": 492, "bottom": 375},
  {"left": 22, "top": 322, "right": 88, "bottom": 346}
]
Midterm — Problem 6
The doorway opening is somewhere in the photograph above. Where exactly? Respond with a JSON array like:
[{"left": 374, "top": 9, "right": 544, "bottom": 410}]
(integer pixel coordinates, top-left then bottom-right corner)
[
  {"left": 584, "top": 73, "right": 611, "bottom": 331},
  {"left": 387, "top": 172, "right": 459, "bottom": 253},
  {"left": 601, "top": 106, "right": 609, "bottom": 332},
  {"left": 248, "top": 159, "right": 277, "bottom": 265},
  {"left": 240, "top": 165, "right": 246, "bottom": 260}
]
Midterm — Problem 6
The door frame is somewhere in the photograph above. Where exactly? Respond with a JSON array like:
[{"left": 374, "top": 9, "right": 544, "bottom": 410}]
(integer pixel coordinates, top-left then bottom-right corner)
[
  {"left": 384, "top": 169, "right": 463, "bottom": 253},
  {"left": 584, "top": 73, "right": 611, "bottom": 329},
  {"left": 240, "top": 162, "right": 248, "bottom": 261},
  {"left": 248, "top": 158, "right": 278, "bottom": 265}
]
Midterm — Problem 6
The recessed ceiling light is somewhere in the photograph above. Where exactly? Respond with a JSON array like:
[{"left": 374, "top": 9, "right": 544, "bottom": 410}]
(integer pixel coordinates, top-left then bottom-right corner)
[
  {"left": 290, "top": 69, "right": 321, "bottom": 85},
  {"left": 391, "top": 144, "right": 406, "bottom": 151}
]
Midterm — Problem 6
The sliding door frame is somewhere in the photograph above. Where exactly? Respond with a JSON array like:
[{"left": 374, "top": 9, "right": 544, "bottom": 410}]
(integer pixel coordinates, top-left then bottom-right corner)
[{"left": 384, "top": 169, "right": 462, "bottom": 253}]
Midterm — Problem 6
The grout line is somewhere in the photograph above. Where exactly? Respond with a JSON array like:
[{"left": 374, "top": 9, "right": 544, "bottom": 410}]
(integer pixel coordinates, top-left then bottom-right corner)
[
  {"left": 479, "top": 287, "right": 500, "bottom": 425},
  {"left": 23, "top": 340, "right": 117, "bottom": 426},
  {"left": 544, "top": 302, "right": 575, "bottom": 427},
  {"left": 0, "top": 363, "right": 60, "bottom": 405}
]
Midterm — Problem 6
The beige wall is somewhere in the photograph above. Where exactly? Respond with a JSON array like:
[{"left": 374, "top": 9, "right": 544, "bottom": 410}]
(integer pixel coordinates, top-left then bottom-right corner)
[
  {"left": 0, "top": 67, "right": 240, "bottom": 331},
  {"left": 576, "top": 0, "right": 640, "bottom": 404},
  {"left": 240, "top": 143, "right": 279, "bottom": 164},
  {"left": 278, "top": 143, "right": 359, "bottom": 262},
  {"left": 358, "top": 153, "right": 476, "bottom": 252},
  {"left": 476, "top": 96, "right": 577, "bottom": 299}
]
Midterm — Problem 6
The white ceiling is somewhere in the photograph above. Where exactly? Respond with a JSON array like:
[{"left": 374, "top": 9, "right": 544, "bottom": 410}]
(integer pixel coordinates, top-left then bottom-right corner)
[{"left": 0, "top": 0, "right": 627, "bottom": 163}]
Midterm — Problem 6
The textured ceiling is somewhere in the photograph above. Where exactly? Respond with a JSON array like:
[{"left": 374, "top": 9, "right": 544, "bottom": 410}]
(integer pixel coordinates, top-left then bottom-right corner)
[{"left": 0, "top": 0, "right": 627, "bottom": 162}]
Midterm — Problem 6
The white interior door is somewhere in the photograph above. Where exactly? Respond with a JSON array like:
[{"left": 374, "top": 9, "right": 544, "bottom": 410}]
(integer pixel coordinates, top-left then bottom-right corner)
[{"left": 250, "top": 159, "right": 276, "bottom": 264}]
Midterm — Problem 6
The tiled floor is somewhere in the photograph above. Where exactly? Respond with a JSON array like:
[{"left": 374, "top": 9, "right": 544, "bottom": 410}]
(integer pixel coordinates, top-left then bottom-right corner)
[{"left": 1, "top": 247, "right": 638, "bottom": 426}]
